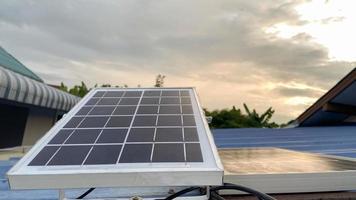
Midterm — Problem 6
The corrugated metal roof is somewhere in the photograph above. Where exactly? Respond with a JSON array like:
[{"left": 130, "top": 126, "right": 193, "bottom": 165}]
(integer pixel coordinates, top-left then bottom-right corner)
[
  {"left": 213, "top": 126, "right": 356, "bottom": 158},
  {"left": 0, "top": 46, "right": 43, "bottom": 82}
]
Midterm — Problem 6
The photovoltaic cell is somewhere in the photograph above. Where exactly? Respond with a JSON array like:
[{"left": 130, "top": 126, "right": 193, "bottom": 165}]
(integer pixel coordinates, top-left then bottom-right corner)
[
  {"left": 155, "top": 128, "right": 183, "bottom": 142},
  {"left": 157, "top": 115, "right": 182, "bottom": 126},
  {"left": 76, "top": 107, "right": 92, "bottom": 115},
  {"left": 84, "top": 145, "right": 122, "bottom": 165},
  {"left": 162, "top": 91, "right": 179, "bottom": 96},
  {"left": 181, "top": 97, "right": 191, "bottom": 104},
  {"left": 104, "top": 91, "right": 124, "bottom": 97},
  {"left": 119, "top": 98, "right": 140, "bottom": 105},
  {"left": 152, "top": 143, "right": 185, "bottom": 162},
  {"left": 97, "top": 98, "right": 120, "bottom": 105},
  {"left": 133, "top": 116, "right": 157, "bottom": 126},
  {"left": 185, "top": 143, "right": 203, "bottom": 162},
  {"left": 119, "top": 144, "right": 153, "bottom": 163},
  {"left": 106, "top": 116, "right": 133, "bottom": 127},
  {"left": 123, "top": 91, "right": 142, "bottom": 97},
  {"left": 48, "top": 146, "right": 91, "bottom": 165},
  {"left": 143, "top": 90, "right": 161, "bottom": 97},
  {"left": 160, "top": 97, "right": 180, "bottom": 104},
  {"left": 96, "top": 129, "right": 127, "bottom": 143},
  {"left": 63, "top": 117, "right": 84, "bottom": 128},
  {"left": 28, "top": 89, "right": 204, "bottom": 166},
  {"left": 79, "top": 117, "right": 109, "bottom": 128},
  {"left": 93, "top": 91, "right": 105, "bottom": 97},
  {"left": 184, "top": 128, "right": 199, "bottom": 142},
  {"left": 182, "top": 105, "right": 193, "bottom": 114},
  {"left": 127, "top": 128, "right": 155, "bottom": 142},
  {"left": 88, "top": 106, "right": 115, "bottom": 115},
  {"left": 180, "top": 91, "right": 190, "bottom": 96},
  {"left": 65, "top": 129, "right": 101, "bottom": 144},
  {"left": 137, "top": 106, "right": 158, "bottom": 114},
  {"left": 183, "top": 116, "right": 196, "bottom": 126},
  {"left": 48, "top": 130, "right": 73, "bottom": 144},
  {"left": 29, "top": 146, "right": 60, "bottom": 166},
  {"left": 159, "top": 105, "right": 181, "bottom": 114},
  {"left": 113, "top": 106, "right": 136, "bottom": 115},
  {"left": 85, "top": 98, "right": 99, "bottom": 105},
  {"left": 141, "top": 97, "right": 159, "bottom": 104}
]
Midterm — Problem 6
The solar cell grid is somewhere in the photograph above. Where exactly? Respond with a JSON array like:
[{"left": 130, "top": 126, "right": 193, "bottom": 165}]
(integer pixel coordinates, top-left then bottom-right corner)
[
  {"left": 141, "top": 97, "right": 160, "bottom": 104},
  {"left": 103, "top": 91, "right": 124, "bottom": 97},
  {"left": 28, "top": 89, "right": 203, "bottom": 166},
  {"left": 113, "top": 106, "right": 136, "bottom": 115},
  {"left": 76, "top": 106, "right": 92, "bottom": 115},
  {"left": 96, "top": 129, "right": 127, "bottom": 143},
  {"left": 85, "top": 98, "right": 99, "bottom": 105}
]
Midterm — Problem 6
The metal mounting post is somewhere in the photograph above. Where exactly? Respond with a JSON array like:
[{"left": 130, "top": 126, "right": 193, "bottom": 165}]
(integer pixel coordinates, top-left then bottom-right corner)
[{"left": 59, "top": 189, "right": 65, "bottom": 200}]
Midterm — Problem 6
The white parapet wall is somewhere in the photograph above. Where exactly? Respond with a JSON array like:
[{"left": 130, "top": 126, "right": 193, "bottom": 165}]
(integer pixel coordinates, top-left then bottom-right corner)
[{"left": 22, "top": 107, "right": 57, "bottom": 146}]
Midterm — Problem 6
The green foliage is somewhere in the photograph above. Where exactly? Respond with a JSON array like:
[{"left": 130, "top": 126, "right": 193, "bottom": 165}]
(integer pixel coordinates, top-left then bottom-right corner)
[
  {"left": 67, "top": 81, "right": 89, "bottom": 97},
  {"left": 101, "top": 84, "right": 112, "bottom": 87},
  {"left": 59, "top": 81, "right": 88, "bottom": 97},
  {"left": 242, "top": 103, "right": 278, "bottom": 128},
  {"left": 59, "top": 82, "right": 68, "bottom": 92},
  {"left": 154, "top": 74, "right": 166, "bottom": 87},
  {"left": 204, "top": 103, "right": 279, "bottom": 128}
]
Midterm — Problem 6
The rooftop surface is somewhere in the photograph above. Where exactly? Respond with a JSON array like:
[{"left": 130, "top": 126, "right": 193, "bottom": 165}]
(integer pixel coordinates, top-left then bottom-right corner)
[
  {"left": 1, "top": 126, "right": 356, "bottom": 199},
  {"left": 213, "top": 126, "right": 356, "bottom": 158}
]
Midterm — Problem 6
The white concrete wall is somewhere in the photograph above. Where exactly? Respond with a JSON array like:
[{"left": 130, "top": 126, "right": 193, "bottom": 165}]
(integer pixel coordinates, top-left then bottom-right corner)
[{"left": 22, "top": 107, "right": 57, "bottom": 146}]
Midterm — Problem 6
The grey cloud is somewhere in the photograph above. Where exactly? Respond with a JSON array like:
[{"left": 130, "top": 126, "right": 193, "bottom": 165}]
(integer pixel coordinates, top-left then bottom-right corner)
[
  {"left": 320, "top": 16, "right": 345, "bottom": 24},
  {"left": 0, "top": 0, "right": 354, "bottom": 122},
  {"left": 273, "top": 87, "right": 323, "bottom": 98}
]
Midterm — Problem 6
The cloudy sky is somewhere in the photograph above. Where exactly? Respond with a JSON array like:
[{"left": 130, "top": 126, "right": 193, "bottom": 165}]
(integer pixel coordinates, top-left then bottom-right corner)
[{"left": 0, "top": 0, "right": 355, "bottom": 123}]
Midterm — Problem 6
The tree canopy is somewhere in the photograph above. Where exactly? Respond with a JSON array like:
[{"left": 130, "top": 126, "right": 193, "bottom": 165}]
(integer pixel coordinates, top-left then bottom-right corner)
[{"left": 204, "top": 104, "right": 279, "bottom": 128}]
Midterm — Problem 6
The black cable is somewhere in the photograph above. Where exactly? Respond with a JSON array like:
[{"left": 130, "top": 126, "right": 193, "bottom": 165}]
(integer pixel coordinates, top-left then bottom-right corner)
[
  {"left": 211, "top": 183, "right": 276, "bottom": 200},
  {"left": 161, "top": 186, "right": 202, "bottom": 200},
  {"left": 75, "top": 183, "right": 275, "bottom": 200},
  {"left": 76, "top": 187, "right": 95, "bottom": 199},
  {"left": 210, "top": 191, "right": 226, "bottom": 200}
]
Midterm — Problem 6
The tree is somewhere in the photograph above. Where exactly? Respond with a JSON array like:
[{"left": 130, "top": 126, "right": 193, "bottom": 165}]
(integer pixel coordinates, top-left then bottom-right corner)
[
  {"left": 243, "top": 103, "right": 278, "bottom": 128},
  {"left": 68, "top": 81, "right": 89, "bottom": 97},
  {"left": 154, "top": 74, "right": 166, "bottom": 87},
  {"left": 204, "top": 104, "right": 279, "bottom": 128},
  {"left": 59, "top": 82, "right": 68, "bottom": 92}
]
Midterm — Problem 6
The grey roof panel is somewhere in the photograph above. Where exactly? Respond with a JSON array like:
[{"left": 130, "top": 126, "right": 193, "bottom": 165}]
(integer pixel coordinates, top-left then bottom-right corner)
[{"left": 0, "top": 46, "right": 43, "bottom": 82}]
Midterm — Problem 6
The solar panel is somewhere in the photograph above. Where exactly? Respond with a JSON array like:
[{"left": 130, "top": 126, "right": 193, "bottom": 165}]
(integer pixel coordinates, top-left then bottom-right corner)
[{"left": 8, "top": 88, "right": 223, "bottom": 189}]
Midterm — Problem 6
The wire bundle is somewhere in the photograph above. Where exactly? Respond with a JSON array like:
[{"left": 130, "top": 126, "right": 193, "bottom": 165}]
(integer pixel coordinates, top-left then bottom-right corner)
[
  {"left": 76, "top": 183, "right": 277, "bottom": 200},
  {"left": 161, "top": 183, "right": 277, "bottom": 200}
]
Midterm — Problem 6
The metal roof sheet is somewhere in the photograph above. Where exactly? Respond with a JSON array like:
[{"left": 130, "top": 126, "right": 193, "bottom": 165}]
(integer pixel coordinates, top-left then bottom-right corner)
[
  {"left": 0, "top": 46, "right": 43, "bottom": 82},
  {"left": 213, "top": 126, "right": 356, "bottom": 158}
]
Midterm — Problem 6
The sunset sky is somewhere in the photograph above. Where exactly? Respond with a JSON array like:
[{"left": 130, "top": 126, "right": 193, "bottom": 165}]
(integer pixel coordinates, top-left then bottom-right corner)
[{"left": 0, "top": 0, "right": 355, "bottom": 123}]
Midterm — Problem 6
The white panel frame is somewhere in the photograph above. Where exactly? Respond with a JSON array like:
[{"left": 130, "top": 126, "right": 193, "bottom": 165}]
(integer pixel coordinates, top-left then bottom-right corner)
[{"left": 7, "top": 87, "right": 224, "bottom": 189}]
